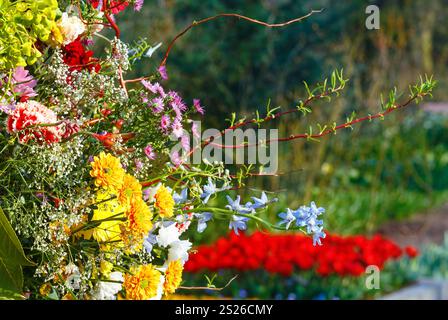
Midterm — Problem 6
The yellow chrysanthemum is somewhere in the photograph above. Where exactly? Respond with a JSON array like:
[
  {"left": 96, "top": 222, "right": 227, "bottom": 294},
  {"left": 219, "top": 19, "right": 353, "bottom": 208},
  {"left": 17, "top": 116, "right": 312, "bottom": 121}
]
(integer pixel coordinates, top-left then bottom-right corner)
[
  {"left": 117, "top": 174, "right": 143, "bottom": 206},
  {"left": 163, "top": 260, "right": 183, "bottom": 295},
  {"left": 154, "top": 185, "right": 175, "bottom": 218},
  {"left": 100, "top": 260, "right": 114, "bottom": 277},
  {"left": 39, "top": 283, "right": 52, "bottom": 297},
  {"left": 90, "top": 152, "right": 125, "bottom": 191},
  {"left": 124, "top": 265, "right": 161, "bottom": 300},
  {"left": 121, "top": 198, "right": 153, "bottom": 252},
  {"left": 82, "top": 190, "right": 125, "bottom": 244}
]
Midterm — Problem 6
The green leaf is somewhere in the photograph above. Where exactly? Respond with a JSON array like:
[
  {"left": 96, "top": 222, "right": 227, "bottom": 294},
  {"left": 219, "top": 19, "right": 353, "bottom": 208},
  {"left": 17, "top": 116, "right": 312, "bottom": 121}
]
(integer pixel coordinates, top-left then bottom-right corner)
[
  {"left": 0, "top": 207, "right": 34, "bottom": 294},
  {"left": 0, "top": 288, "right": 26, "bottom": 300}
]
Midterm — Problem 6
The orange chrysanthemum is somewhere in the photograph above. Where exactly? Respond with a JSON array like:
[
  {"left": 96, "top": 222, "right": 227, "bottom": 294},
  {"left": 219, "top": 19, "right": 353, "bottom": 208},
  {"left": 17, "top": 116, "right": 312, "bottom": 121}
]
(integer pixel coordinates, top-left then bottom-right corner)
[
  {"left": 121, "top": 198, "right": 153, "bottom": 252},
  {"left": 154, "top": 185, "right": 174, "bottom": 218},
  {"left": 124, "top": 265, "right": 161, "bottom": 300},
  {"left": 90, "top": 152, "right": 125, "bottom": 191},
  {"left": 163, "top": 260, "right": 183, "bottom": 295},
  {"left": 117, "top": 174, "right": 143, "bottom": 206}
]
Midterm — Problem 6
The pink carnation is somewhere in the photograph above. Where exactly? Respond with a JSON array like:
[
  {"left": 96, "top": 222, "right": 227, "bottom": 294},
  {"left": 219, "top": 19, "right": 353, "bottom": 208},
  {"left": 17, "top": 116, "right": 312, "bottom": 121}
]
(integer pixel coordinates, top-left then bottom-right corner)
[{"left": 6, "top": 100, "right": 62, "bottom": 144}]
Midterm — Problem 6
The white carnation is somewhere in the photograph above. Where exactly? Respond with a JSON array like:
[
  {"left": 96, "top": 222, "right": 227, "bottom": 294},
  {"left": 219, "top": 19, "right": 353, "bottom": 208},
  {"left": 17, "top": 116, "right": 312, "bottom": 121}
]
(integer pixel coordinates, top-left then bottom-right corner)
[{"left": 59, "top": 12, "right": 86, "bottom": 45}]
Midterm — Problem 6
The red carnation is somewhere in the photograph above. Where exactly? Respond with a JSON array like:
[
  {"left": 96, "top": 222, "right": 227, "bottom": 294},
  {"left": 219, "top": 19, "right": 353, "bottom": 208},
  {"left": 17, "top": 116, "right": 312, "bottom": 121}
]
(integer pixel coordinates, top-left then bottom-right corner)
[{"left": 63, "top": 39, "right": 101, "bottom": 73}]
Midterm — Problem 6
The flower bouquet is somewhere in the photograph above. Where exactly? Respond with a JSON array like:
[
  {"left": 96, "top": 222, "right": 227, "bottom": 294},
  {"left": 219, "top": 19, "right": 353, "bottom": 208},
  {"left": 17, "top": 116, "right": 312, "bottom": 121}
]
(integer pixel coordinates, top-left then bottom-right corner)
[{"left": 0, "top": 1, "right": 435, "bottom": 300}]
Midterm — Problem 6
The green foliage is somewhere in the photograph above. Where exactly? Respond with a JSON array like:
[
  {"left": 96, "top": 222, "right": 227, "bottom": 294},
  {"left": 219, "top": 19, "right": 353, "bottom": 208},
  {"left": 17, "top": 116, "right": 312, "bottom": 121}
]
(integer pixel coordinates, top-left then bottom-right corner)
[
  {"left": 0, "top": 207, "right": 34, "bottom": 296},
  {"left": 0, "top": 0, "right": 61, "bottom": 69}
]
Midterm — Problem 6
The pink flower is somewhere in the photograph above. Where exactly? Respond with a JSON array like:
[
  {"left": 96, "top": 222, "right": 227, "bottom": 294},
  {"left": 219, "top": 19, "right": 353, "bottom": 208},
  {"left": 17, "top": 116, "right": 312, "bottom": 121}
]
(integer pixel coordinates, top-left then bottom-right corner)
[
  {"left": 193, "top": 99, "right": 205, "bottom": 115},
  {"left": 141, "top": 80, "right": 166, "bottom": 97},
  {"left": 158, "top": 65, "right": 168, "bottom": 80},
  {"left": 150, "top": 97, "right": 164, "bottom": 113},
  {"left": 144, "top": 144, "right": 156, "bottom": 160},
  {"left": 160, "top": 114, "right": 171, "bottom": 134},
  {"left": 11, "top": 67, "right": 37, "bottom": 99},
  {"left": 6, "top": 100, "right": 62, "bottom": 144},
  {"left": 171, "top": 118, "right": 184, "bottom": 138},
  {"left": 169, "top": 91, "right": 187, "bottom": 112},
  {"left": 134, "top": 0, "right": 144, "bottom": 11}
]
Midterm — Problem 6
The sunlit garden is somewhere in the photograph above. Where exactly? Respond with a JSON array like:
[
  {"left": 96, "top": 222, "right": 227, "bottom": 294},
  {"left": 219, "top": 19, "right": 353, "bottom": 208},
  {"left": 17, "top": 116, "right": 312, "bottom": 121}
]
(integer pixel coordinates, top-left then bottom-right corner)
[{"left": 0, "top": 0, "right": 447, "bottom": 302}]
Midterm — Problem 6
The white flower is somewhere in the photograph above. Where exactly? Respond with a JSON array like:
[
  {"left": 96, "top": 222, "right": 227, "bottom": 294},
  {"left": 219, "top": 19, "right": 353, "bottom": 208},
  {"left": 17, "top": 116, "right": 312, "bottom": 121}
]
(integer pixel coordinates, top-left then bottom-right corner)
[
  {"left": 64, "top": 263, "right": 81, "bottom": 290},
  {"left": 149, "top": 275, "right": 165, "bottom": 300},
  {"left": 91, "top": 272, "right": 123, "bottom": 300},
  {"left": 59, "top": 12, "right": 86, "bottom": 45},
  {"left": 156, "top": 223, "right": 180, "bottom": 248},
  {"left": 168, "top": 240, "right": 192, "bottom": 264}
]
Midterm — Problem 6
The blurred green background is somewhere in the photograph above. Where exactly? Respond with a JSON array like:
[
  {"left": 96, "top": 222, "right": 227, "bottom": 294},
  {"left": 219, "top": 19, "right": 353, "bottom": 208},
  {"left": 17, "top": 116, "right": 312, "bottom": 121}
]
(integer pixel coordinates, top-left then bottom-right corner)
[{"left": 115, "top": 0, "right": 448, "bottom": 299}]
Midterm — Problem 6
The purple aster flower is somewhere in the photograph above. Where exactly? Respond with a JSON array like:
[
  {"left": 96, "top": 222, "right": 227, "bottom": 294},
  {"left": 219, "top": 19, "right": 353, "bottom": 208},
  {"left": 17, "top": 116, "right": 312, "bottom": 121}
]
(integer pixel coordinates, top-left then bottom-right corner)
[
  {"left": 171, "top": 118, "right": 184, "bottom": 138},
  {"left": 134, "top": 0, "right": 144, "bottom": 11},
  {"left": 11, "top": 67, "right": 37, "bottom": 98},
  {"left": 144, "top": 144, "right": 156, "bottom": 160},
  {"left": 141, "top": 80, "right": 166, "bottom": 97},
  {"left": 150, "top": 97, "right": 164, "bottom": 113},
  {"left": 193, "top": 99, "right": 205, "bottom": 115},
  {"left": 169, "top": 91, "right": 187, "bottom": 112},
  {"left": 158, "top": 65, "right": 168, "bottom": 80},
  {"left": 160, "top": 114, "right": 171, "bottom": 134}
]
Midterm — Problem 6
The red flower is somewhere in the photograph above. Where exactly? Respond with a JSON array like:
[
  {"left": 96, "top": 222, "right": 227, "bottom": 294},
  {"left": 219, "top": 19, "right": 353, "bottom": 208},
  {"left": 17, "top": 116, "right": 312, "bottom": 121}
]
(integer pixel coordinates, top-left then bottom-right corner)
[
  {"left": 6, "top": 100, "right": 62, "bottom": 144},
  {"left": 62, "top": 39, "right": 101, "bottom": 73},
  {"left": 405, "top": 246, "right": 419, "bottom": 258},
  {"left": 89, "top": 0, "right": 129, "bottom": 14},
  {"left": 185, "top": 231, "right": 414, "bottom": 278}
]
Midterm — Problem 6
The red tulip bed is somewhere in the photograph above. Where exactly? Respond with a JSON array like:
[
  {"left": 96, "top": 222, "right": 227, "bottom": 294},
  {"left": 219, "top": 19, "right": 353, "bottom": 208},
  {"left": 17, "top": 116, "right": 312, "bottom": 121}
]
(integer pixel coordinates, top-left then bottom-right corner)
[{"left": 183, "top": 232, "right": 418, "bottom": 300}]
